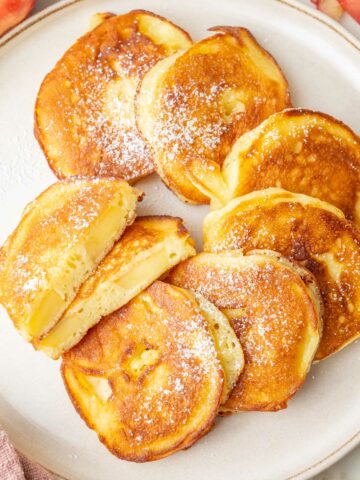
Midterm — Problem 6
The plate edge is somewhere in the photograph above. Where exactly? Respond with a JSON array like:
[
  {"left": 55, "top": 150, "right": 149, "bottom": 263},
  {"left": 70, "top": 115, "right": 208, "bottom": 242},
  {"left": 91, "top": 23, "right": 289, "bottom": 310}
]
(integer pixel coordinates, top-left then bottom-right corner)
[{"left": 0, "top": 0, "right": 359, "bottom": 479}]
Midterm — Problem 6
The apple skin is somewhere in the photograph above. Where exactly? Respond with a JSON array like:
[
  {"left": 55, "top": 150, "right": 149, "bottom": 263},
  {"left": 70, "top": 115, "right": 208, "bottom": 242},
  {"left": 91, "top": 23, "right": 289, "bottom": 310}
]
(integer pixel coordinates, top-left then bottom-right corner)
[{"left": 0, "top": 0, "right": 35, "bottom": 37}]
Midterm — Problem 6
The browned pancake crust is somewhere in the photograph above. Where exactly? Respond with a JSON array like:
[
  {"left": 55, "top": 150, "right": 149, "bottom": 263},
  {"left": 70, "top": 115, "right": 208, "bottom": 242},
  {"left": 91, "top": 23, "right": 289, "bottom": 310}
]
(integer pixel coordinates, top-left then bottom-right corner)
[
  {"left": 168, "top": 251, "right": 321, "bottom": 411},
  {"left": 137, "top": 27, "right": 290, "bottom": 204},
  {"left": 225, "top": 109, "right": 360, "bottom": 223},
  {"left": 203, "top": 189, "right": 360, "bottom": 360},
  {"left": 35, "top": 10, "right": 192, "bottom": 183},
  {"left": 62, "top": 281, "right": 223, "bottom": 462}
]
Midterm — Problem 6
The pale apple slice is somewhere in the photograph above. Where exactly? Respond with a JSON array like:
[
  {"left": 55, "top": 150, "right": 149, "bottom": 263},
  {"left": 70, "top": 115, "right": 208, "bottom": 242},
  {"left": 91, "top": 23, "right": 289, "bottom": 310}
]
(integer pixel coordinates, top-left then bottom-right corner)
[{"left": 311, "top": 0, "right": 344, "bottom": 20}]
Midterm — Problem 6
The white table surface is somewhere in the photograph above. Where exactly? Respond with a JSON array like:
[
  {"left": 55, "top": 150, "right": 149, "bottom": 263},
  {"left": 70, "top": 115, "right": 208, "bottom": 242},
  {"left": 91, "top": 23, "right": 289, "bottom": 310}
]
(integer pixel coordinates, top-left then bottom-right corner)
[{"left": 26, "top": 1, "right": 360, "bottom": 479}]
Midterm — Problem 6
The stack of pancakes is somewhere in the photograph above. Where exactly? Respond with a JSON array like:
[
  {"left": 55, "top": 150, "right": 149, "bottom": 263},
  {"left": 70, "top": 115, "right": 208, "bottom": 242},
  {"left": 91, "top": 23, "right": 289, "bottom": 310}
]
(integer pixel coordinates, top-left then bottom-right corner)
[{"left": 1, "top": 8, "right": 360, "bottom": 463}]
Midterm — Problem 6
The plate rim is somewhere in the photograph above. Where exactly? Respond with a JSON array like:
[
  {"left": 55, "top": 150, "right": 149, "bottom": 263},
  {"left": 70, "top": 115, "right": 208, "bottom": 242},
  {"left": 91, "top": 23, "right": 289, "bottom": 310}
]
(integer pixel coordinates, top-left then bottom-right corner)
[
  {"left": 1, "top": 0, "right": 360, "bottom": 51},
  {"left": 1, "top": 0, "right": 360, "bottom": 479}
]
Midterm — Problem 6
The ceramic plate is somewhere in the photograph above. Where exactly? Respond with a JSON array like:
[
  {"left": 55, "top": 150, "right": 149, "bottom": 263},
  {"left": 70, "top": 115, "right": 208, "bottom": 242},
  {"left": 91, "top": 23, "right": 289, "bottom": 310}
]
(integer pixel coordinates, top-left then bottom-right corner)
[{"left": 0, "top": 1, "right": 360, "bottom": 479}]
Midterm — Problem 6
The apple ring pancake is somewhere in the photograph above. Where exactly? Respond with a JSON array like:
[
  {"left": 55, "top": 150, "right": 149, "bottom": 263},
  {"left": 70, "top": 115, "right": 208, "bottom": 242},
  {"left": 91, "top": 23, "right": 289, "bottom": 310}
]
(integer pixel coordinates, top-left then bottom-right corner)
[
  {"left": 137, "top": 27, "right": 290, "bottom": 205},
  {"left": 168, "top": 250, "right": 322, "bottom": 411},
  {"left": 223, "top": 109, "right": 360, "bottom": 224},
  {"left": 204, "top": 188, "right": 360, "bottom": 360},
  {"left": 35, "top": 10, "right": 192, "bottom": 183},
  {"left": 62, "top": 281, "right": 226, "bottom": 462}
]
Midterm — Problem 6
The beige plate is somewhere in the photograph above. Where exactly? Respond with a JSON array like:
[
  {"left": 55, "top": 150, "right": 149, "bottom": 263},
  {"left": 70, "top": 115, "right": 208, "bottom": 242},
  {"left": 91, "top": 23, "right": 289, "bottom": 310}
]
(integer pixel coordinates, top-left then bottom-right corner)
[{"left": 0, "top": 1, "right": 360, "bottom": 479}]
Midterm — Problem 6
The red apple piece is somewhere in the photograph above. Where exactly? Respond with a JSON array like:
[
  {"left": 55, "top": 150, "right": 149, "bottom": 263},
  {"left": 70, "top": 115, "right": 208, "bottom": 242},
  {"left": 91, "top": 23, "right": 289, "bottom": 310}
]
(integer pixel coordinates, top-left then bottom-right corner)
[{"left": 0, "top": 0, "right": 35, "bottom": 37}]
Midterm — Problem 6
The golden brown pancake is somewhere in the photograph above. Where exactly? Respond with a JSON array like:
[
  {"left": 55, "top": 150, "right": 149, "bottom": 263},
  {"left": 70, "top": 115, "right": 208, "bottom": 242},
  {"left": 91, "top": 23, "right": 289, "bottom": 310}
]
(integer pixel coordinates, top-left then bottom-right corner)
[
  {"left": 0, "top": 178, "right": 139, "bottom": 343},
  {"left": 137, "top": 27, "right": 290, "bottom": 205},
  {"left": 203, "top": 188, "right": 360, "bottom": 361},
  {"left": 36, "top": 216, "right": 196, "bottom": 358},
  {"left": 35, "top": 10, "right": 192, "bottom": 183},
  {"left": 87, "top": 12, "right": 116, "bottom": 31},
  {"left": 168, "top": 250, "right": 322, "bottom": 411},
  {"left": 223, "top": 109, "right": 360, "bottom": 223},
  {"left": 62, "top": 281, "right": 225, "bottom": 462}
]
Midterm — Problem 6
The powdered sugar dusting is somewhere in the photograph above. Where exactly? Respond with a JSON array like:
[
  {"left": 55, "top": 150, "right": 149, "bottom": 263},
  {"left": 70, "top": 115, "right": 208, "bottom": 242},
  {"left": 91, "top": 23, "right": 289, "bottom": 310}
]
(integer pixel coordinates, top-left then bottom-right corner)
[
  {"left": 0, "top": 178, "right": 130, "bottom": 324},
  {"left": 143, "top": 32, "right": 289, "bottom": 200},
  {"left": 168, "top": 253, "right": 319, "bottom": 409},
  {"left": 38, "top": 14, "right": 190, "bottom": 182},
  {"left": 157, "top": 81, "right": 228, "bottom": 160}
]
